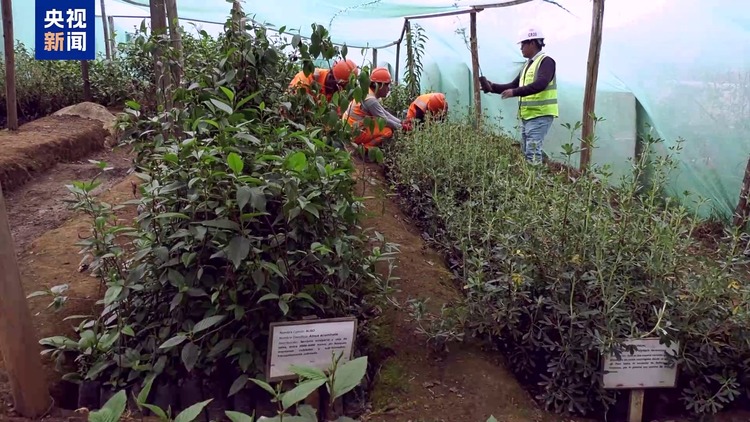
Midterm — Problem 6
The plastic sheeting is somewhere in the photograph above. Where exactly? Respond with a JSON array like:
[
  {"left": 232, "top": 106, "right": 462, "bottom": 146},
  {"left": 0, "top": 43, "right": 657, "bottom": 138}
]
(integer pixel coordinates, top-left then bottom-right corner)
[{"left": 5, "top": 0, "right": 750, "bottom": 220}]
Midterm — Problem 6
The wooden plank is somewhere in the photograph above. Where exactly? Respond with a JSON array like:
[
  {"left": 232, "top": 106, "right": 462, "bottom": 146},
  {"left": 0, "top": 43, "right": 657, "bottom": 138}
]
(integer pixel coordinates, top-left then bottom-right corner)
[
  {"left": 0, "top": 184, "right": 51, "bottom": 417},
  {"left": 628, "top": 389, "right": 644, "bottom": 422},
  {"left": 1, "top": 0, "right": 18, "bottom": 130},
  {"left": 579, "top": 0, "right": 605, "bottom": 171},
  {"left": 470, "top": 11, "right": 481, "bottom": 127}
]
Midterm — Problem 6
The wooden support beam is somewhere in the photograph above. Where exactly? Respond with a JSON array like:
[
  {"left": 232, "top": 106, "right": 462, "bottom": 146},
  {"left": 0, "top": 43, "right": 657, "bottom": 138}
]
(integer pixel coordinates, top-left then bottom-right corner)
[
  {"left": 108, "top": 16, "right": 117, "bottom": 56},
  {"left": 372, "top": 48, "right": 378, "bottom": 67},
  {"left": 733, "top": 155, "right": 750, "bottom": 228},
  {"left": 394, "top": 42, "right": 401, "bottom": 83},
  {"left": 0, "top": 184, "right": 51, "bottom": 417},
  {"left": 99, "top": 0, "right": 111, "bottom": 59},
  {"left": 165, "top": 0, "right": 183, "bottom": 87},
  {"left": 470, "top": 11, "right": 482, "bottom": 127},
  {"left": 1, "top": 0, "right": 18, "bottom": 130},
  {"left": 81, "top": 61, "right": 92, "bottom": 101},
  {"left": 579, "top": 0, "right": 605, "bottom": 171},
  {"left": 149, "top": 0, "right": 171, "bottom": 110}
]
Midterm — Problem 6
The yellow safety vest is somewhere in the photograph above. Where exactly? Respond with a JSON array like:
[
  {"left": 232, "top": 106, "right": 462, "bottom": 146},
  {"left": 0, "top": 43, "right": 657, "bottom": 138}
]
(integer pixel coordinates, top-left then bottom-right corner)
[{"left": 518, "top": 53, "right": 558, "bottom": 120}]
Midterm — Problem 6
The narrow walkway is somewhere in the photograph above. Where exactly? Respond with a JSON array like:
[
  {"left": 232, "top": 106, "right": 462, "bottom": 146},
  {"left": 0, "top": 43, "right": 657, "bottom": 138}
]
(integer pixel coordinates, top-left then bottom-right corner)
[{"left": 355, "top": 161, "right": 583, "bottom": 422}]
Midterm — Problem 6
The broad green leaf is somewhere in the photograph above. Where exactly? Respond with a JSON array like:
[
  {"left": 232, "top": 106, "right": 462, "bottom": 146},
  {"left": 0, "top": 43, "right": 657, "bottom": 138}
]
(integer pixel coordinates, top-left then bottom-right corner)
[
  {"left": 226, "top": 236, "right": 251, "bottom": 269},
  {"left": 331, "top": 356, "right": 367, "bottom": 399},
  {"left": 141, "top": 403, "right": 168, "bottom": 419},
  {"left": 159, "top": 334, "right": 187, "bottom": 349},
  {"left": 285, "top": 151, "right": 308, "bottom": 172},
  {"left": 155, "top": 212, "right": 190, "bottom": 219},
  {"left": 181, "top": 342, "right": 200, "bottom": 372},
  {"left": 210, "top": 98, "right": 234, "bottom": 114},
  {"left": 229, "top": 375, "right": 249, "bottom": 396},
  {"left": 227, "top": 152, "right": 244, "bottom": 174},
  {"left": 257, "top": 293, "right": 279, "bottom": 303},
  {"left": 174, "top": 399, "right": 213, "bottom": 422},
  {"left": 88, "top": 390, "right": 127, "bottom": 422},
  {"left": 136, "top": 374, "right": 156, "bottom": 406},
  {"left": 281, "top": 378, "right": 326, "bottom": 410},
  {"left": 289, "top": 365, "right": 326, "bottom": 380},
  {"left": 193, "top": 315, "right": 226, "bottom": 333},
  {"left": 487, "top": 417, "right": 499, "bottom": 422},
  {"left": 220, "top": 86, "right": 235, "bottom": 102},
  {"left": 225, "top": 411, "right": 255, "bottom": 422},
  {"left": 250, "top": 378, "right": 276, "bottom": 396},
  {"left": 237, "top": 186, "right": 252, "bottom": 210},
  {"left": 103, "top": 285, "right": 123, "bottom": 305}
]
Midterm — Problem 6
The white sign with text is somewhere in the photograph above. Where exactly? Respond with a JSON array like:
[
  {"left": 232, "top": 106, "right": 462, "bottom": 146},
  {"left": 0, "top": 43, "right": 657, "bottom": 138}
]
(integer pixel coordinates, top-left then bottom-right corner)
[
  {"left": 267, "top": 317, "right": 357, "bottom": 381},
  {"left": 603, "top": 338, "right": 679, "bottom": 389}
]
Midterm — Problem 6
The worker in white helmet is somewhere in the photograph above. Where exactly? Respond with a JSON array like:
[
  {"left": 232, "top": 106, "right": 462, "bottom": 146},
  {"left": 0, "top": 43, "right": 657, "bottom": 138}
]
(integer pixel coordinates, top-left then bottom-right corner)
[{"left": 479, "top": 27, "right": 558, "bottom": 164}]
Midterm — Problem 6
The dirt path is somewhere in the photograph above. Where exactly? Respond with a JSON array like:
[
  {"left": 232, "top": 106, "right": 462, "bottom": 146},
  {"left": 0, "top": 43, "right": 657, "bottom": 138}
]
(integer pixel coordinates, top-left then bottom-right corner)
[
  {"left": 6, "top": 144, "right": 134, "bottom": 254},
  {"left": 353, "top": 161, "right": 587, "bottom": 422},
  {"left": 0, "top": 144, "right": 137, "bottom": 422}
]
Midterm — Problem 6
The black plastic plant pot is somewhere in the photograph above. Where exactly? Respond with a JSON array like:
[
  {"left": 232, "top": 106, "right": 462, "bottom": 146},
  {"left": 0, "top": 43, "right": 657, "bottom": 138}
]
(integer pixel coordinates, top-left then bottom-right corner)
[
  {"left": 78, "top": 381, "right": 101, "bottom": 409},
  {"left": 99, "top": 386, "right": 116, "bottom": 408},
  {"left": 178, "top": 376, "right": 204, "bottom": 411},
  {"left": 153, "top": 380, "right": 178, "bottom": 415},
  {"left": 230, "top": 387, "right": 255, "bottom": 415}
]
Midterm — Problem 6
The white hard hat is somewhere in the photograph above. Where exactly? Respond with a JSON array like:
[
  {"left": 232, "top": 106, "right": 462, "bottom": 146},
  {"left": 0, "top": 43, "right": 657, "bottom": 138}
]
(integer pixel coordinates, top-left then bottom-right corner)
[{"left": 517, "top": 27, "right": 544, "bottom": 44}]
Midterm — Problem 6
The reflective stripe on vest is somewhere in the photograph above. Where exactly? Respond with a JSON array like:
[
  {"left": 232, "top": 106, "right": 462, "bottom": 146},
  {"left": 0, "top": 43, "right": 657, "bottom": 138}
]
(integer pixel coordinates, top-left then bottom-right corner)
[
  {"left": 518, "top": 53, "right": 559, "bottom": 120},
  {"left": 343, "top": 89, "right": 376, "bottom": 125}
]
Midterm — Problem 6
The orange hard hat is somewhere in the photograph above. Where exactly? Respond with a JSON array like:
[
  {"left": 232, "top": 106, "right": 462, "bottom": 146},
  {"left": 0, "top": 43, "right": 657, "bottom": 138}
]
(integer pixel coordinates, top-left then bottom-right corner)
[
  {"left": 332, "top": 59, "right": 358, "bottom": 83},
  {"left": 427, "top": 93, "right": 447, "bottom": 113},
  {"left": 370, "top": 67, "right": 392, "bottom": 84}
]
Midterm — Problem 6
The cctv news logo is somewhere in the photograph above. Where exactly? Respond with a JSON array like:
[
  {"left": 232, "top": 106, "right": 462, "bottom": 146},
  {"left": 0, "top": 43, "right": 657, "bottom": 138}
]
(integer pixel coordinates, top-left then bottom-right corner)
[{"left": 35, "top": 0, "right": 96, "bottom": 60}]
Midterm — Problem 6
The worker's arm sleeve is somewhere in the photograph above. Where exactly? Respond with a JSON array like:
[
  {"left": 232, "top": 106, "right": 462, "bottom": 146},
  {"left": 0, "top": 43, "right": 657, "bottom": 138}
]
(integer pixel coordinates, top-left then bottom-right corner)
[
  {"left": 363, "top": 98, "right": 402, "bottom": 129},
  {"left": 490, "top": 74, "right": 520, "bottom": 94},
  {"left": 512, "top": 57, "right": 556, "bottom": 97}
]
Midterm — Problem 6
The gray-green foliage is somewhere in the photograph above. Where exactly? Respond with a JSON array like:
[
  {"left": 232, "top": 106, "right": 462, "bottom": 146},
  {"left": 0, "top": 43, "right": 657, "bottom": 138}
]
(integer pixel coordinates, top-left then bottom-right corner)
[{"left": 384, "top": 120, "right": 750, "bottom": 417}]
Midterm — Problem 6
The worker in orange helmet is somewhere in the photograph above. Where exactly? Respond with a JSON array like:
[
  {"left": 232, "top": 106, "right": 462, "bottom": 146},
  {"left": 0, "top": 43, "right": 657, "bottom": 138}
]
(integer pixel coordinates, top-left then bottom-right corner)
[
  {"left": 288, "top": 58, "right": 359, "bottom": 105},
  {"left": 405, "top": 92, "right": 448, "bottom": 128},
  {"left": 342, "top": 66, "right": 408, "bottom": 150}
]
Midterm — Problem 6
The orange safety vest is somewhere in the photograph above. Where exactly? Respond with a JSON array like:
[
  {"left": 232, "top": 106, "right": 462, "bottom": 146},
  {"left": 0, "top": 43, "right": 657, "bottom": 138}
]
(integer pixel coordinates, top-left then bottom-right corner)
[
  {"left": 342, "top": 88, "right": 376, "bottom": 128},
  {"left": 406, "top": 93, "right": 443, "bottom": 121},
  {"left": 288, "top": 68, "right": 333, "bottom": 102}
]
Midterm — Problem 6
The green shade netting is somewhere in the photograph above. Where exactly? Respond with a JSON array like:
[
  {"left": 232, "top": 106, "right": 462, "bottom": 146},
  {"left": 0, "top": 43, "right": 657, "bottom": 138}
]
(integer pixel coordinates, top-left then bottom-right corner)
[{"left": 4, "top": 0, "right": 750, "bottom": 220}]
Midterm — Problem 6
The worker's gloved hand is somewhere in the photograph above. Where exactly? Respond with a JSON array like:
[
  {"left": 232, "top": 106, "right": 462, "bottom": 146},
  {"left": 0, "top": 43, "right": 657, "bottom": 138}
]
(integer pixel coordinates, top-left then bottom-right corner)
[
  {"left": 401, "top": 120, "right": 413, "bottom": 132},
  {"left": 479, "top": 76, "right": 492, "bottom": 93}
]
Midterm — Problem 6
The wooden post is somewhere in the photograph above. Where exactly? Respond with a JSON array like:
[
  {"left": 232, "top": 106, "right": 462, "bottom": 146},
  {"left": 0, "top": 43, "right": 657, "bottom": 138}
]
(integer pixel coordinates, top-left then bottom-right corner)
[
  {"left": 149, "top": 0, "right": 171, "bottom": 110},
  {"left": 394, "top": 41, "right": 401, "bottom": 83},
  {"left": 99, "top": 0, "right": 111, "bottom": 59},
  {"left": 81, "top": 61, "right": 92, "bottom": 101},
  {"left": 628, "top": 389, "right": 645, "bottom": 422},
  {"left": 579, "top": 0, "right": 606, "bottom": 171},
  {"left": 0, "top": 185, "right": 52, "bottom": 417},
  {"left": 164, "top": 0, "right": 183, "bottom": 87},
  {"left": 469, "top": 11, "right": 482, "bottom": 127},
  {"left": 1, "top": 0, "right": 18, "bottom": 130},
  {"left": 733, "top": 155, "right": 750, "bottom": 228},
  {"left": 372, "top": 48, "right": 378, "bottom": 67},
  {"left": 405, "top": 20, "right": 413, "bottom": 92},
  {"left": 108, "top": 16, "right": 117, "bottom": 56}
]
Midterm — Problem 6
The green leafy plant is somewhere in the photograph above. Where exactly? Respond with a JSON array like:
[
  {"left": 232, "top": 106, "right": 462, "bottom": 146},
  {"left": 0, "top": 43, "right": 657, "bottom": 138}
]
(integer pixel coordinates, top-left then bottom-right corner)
[
  {"left": 33, "top": 6, "right": 398, "bottom": 418},
  {"left": 383, "top": 117, "right": 750, "bottom": 418},
  {"left": 404, "top": 23, "right": 427, "bottom": 99}
]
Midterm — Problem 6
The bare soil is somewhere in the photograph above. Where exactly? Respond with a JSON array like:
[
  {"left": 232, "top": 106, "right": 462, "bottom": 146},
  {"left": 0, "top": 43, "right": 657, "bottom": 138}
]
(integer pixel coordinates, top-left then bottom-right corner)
[{"left": 0, "top": 116, "right": 110, "bottom": 193}]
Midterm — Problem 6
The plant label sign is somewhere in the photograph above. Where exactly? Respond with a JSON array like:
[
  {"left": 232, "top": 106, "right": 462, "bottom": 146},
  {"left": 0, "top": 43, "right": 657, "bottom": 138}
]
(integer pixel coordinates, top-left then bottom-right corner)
[
  {"left": 266, "top": 317, "right": 357, "bottom": 381},
  {"left": 603, "top": 338, "right": 679, "bottom": 389}
]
